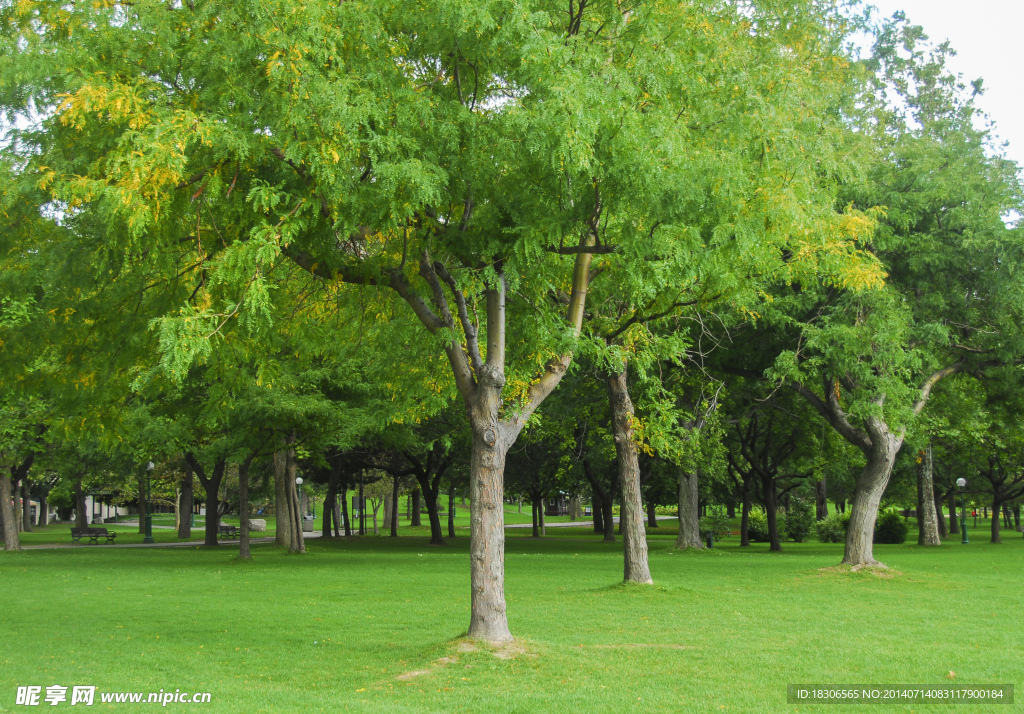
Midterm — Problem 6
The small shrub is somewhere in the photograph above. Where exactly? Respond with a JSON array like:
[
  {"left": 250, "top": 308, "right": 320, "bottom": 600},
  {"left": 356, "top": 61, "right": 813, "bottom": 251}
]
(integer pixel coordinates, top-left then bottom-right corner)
[
  {"left": 700, "top": 504, "right": 731, "bottom": 541},
  {"left": 874, "top": 507, "right": 908, "bottom": 544},
  {"left": 816, "top": 512, "right": 850, "bottom": 543},
  {"left": 747, "top": 508, "right": 770, "bottom": 542},
  {"left": 786, "top": 500, "right": 814, "bottom": 543}
]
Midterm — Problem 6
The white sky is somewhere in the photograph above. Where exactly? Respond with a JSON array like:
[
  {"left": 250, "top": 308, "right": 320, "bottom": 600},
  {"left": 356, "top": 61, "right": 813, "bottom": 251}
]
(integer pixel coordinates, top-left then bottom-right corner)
[{"left": 867, "top": 0, "right": 1024, "bottom": 167}]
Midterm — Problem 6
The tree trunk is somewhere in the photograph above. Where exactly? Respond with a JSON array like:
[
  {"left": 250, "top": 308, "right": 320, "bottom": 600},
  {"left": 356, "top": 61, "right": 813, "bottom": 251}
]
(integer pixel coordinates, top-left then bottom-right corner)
[
  {"left": 75, "top": 476, "right": 88, "bottom": 528},
  {"left": 842, "top": 421, "right": 902, "bottom": 567},
  {"left": 539, "top": 499, "right": 546, "bottom": 537},
  {"left": 284, "top": 445, "right": 305, "bottom": 553},
  {"left": 417, "top": 477, "right": 445, "bottom": 546},
  {"left": 1014, "top": 504, "right": 1021, "bottom": 532},
  {"left": 274, "top": 451, "right": 292, "bottom": 549},
  {"left": 601, "top": 494, "right": 615, "bottom": 542},
  {"left": 38, "top": 494, "right": 47, "bottom": 527},
  {"left": 990, "top": 497, "right": 1002, "bottom": 544},
  {"left": 238, "top": 458, "right": 252, "bottom": 559},
  {"left": 390, "top": 475, "right": 399, "bottom": 537},
  {"left": 21, "top": 479, "right": 32, "bottom": 532},
  {"left": 138, "top": 474, "right": 146, "bottom": 534},
  {"left": 948, "top": 490, "right": 959, "bottom": 535},
  {"left": 333, "top": 493, "right": 342, "bottom": 537},
  {"left": 815, "top": 477, "right": 828, "bottom": 520},
  {"left": 763, "top": 476, "right": 782, "bottom": 552},
  {"left": 382, "top": 494, "right": 391, "bottom": 535},
  {"left": 647, "top": 498, "right": 658, "bottom": 528},
  {"left": 189, "top": 458, "right": 227, "bottom": 547},
  {"left": 531, "top": 497, "right": 540, "bottom": 538},
  {"left": 341, "top": 484, "right": 351, "bottom": 536},
  {"left": 675, "top": 469, "right": 703, "bottom": 549},
  {"left": 322, "top": 484, "right": 335, "bottom": 538},
  {"left": 178, "top": 465, "right": 194, "bottom": 539},
  {"left": 934, "top": 490, "right": 948, "bottom": 538},
  {"left": 448, "top": 488, "right": 456, "bottom": 539},
  {"left": 358, "top": 480, "right": 365, "bottom": 536},
  {"left": 916, "top": 443, "right": 941, "bottom": 546},
  {"left": 371, "top": 499, "right": 380, "bottom": 535},
  {"left": 1, "top": 472, "right": 19, "bottom": 551},
  {"left": 606, "top": 367, "right": 652, "bottom": 584},
  {"left": 592, "top": 488, "right": 604, "bottom": 533},
  {"left": 410, "top": 487, "right": 422, "bottom": 527},
  {"left": 740, "top": 478, "right": 751, "bottom": 547}
]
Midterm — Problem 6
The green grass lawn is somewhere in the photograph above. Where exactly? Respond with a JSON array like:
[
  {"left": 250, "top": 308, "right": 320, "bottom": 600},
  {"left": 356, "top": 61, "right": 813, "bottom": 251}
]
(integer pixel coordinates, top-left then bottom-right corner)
[{"left": 3, "top": 525, "right": 1021, "bottom": 712}]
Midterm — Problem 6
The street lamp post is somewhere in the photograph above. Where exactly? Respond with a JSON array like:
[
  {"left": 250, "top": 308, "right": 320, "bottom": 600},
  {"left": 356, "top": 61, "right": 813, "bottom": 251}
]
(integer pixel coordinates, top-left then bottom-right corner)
[
  {"left": 143, "top": 461, "right": 155, "bottom": 544},
  {"left": 295, "top": 477, "right": 304, "bottom": 533},
  {"left": 957, "top": 477, "right": 968, "bottom": 545}
]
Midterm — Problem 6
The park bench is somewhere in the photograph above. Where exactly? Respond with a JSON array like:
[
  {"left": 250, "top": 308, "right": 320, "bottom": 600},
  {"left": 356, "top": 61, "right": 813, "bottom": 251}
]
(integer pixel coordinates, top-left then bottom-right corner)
[
  {"left": 218, "top": 524, "right": 240, "bottom": 538},
  {"left": 70, "top": 527, "right": 118, "bottom": 545}
]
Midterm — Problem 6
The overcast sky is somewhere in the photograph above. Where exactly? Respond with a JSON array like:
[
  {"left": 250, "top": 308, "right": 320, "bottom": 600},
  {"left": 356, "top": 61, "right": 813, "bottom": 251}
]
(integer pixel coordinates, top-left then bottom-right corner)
[{"left": 867, "top": 0, "right": 1023, "bottom": 166}]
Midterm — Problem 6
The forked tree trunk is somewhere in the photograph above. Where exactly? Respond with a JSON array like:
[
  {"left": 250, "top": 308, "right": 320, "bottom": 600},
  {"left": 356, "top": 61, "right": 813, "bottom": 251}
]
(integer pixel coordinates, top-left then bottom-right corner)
[
  {"left": 178, "top": 465, "right": 194, "bottom": 539},
  {"left": 842, "top": 420, "right": 902, "bottom": 567},
  {"left": 284, "top": 445, "right": 305, "bottom": 553},
  {"left": 675, "top": 469, "right": 703, "bottom": 549},
  {"left": 186, "top": 456, "right": 227, "bottom": 547},
  {"left": 990, "top": 498, "right": 1003, "bottom": 544},
  {"left": 948, "top": 491, "right": 959, "bottom": 535},
  {"left": 916, "top": 443, "right": 941, "bottom": 546},
  {"left": 21, "top": 479, "right": 32, "bottom": 532},
  {"left": 1, "top": 473, "right": 19, "bottom": 551}
]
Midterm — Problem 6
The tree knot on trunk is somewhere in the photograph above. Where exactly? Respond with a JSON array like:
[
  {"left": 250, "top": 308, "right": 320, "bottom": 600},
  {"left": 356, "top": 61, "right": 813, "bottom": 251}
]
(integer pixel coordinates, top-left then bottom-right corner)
[{"left": 477, "top": 363, "right": 505, "bottom": 389}]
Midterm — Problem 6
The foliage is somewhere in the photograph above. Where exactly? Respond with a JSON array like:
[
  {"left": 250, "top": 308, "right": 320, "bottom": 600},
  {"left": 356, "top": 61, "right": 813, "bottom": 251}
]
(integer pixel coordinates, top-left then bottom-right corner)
[
  {"left": 873, "top": 507, "right": 909, "bottom": 545},
  {"left": 700, "top": 504, "right": 731, "bottom": 541},
  {"left": 786, "top": 500, "right": 815, "bottom": 543},
  {"left": 816, "top": 511, "right": 851, "bottom": 544},
  {"left": 747, "top": 508, "right": 771, "bottom": 543}
]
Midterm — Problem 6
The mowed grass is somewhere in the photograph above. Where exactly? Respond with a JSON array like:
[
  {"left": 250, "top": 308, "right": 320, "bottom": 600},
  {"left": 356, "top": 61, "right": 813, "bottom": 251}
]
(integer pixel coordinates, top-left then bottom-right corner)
[{"left": 2, "top": 527, "right": 1022, "bottom": 713}]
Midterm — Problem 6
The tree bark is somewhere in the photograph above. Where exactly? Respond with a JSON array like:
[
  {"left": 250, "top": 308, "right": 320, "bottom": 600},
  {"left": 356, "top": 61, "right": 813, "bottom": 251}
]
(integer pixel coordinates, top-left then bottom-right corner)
[
  {"left": 916, "top": 443, "right": 941, "bottom": 546},
  {"left": 21, "top": 479, "right": 32, "bottom": 532},
  {"left": 284, "top": 444, "right": 305, "bottom": 552},
  {"left": 647, "top": 498, "right": 658, "bottom": 528},
  {"left": 322, "top": 483, "right": 335, "bottom": 538},
  {"left": 990, "top": 497, "right": 1002, "bottom": 544},
  {"left": 74, "top": 476, "right": 88, "bottom": 527},
  {"left": 38, "top": 494, "right": 47, "bottom": 527},
  {"left": 675, "top": 469, "right": 703, "bottom": 549},
  {"left": 382, "top": 494, "right": 391, "bottom": 535},
  {"left": 592, "top": 487, "right": 604, "bottom": 533},
  {"left": 178, "top": 465, "right": 194, "bottom": 539},
  {"left": 948, "top": 490, "right": 959, "bottom": 535},
  {"left": 415, "top": 474, "right": 445, "bottom": 546},
  {"left": 1, "top": 472, "right": 19, "bottom": 551},
  {"left": 341, "top": 483, "right": 351, "bottom": 536},
  {"left": 448, "top": 488, "right": 456, "bottom": 539},
  {"left": 185, "top": 455, "right": 227, "bottom": 547},
  {"left": 842, "top": 419, "right": 902, "bottom": 567},
  {"left": 358, "top": 480, "right": 365, "bottom": 536},
  {"left": 390, "top": 474, "right": 399, "bottom": 537},
  {"left": 762, "top": 474, "right": 782, "bottom": 552},
  {"left": 531, "top": 497, "right": 540, "bottom": 538},
  {"left": 1014, "top": 504, "right": 1021, "bottom": 532},
  {"left": 274, "top": 451, "right": 292, "bottom": 549},
  {"left": 815, "top": 477, "right": 828, "bottom": 520},
  {"left": 410, "top": 487, "right": 422, "bottom": 526},
  {"left": 238, "top": 456, "right": 253, "bottom": 559},
  {"left": 934, "top": 490, "right": 948, "bottom": 538},
  {"left": 539, "top": 498, "right": 546, "bottom": 536}
]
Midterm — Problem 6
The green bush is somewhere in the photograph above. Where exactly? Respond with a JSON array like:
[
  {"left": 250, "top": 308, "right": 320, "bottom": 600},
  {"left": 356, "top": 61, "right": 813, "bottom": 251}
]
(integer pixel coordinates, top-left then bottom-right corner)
[
  {"left": 786, "top": 500, "right": 814, "bottom": 543},
  {"left": 747, "top": 508, "right": 770, "bottom": 542},
  {"left": 816, "top": 511, "right": 850, "bottom": 543},
  {"left": 874, "top": 507, "right": 908, "bottom": 544},
  {"left": 700, "top": 504, "right": 732, "bottom": 541}
]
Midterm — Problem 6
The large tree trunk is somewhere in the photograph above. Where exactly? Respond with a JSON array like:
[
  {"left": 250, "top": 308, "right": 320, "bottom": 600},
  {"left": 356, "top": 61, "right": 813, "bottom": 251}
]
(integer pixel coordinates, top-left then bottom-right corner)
[
  {"left": 592, "top": 487, "right": 604, "bottom": 533},
  {"left": 815, "top": 477, "right": 828, "bottom": 520},
  {"left": 934, "top": 490, "right": 948, "bottom": 538},
  {"left": 675, "top": 469, "right": 703, "bottom": 549},
  {"left": 38, "top": 494, "right": 47, "bottom": 527},
  {"left": 21, "top": 479, "right": 32, "bottom": 532},
  {"left": 948, "top": 491, "right": 959, "bottom": 535},
  {"left": 762, "top": 474, "right": 782, "bottom": 552},
  {"left": 178, "top": 465, "right": 194, "bottom": 539},
  {"left": 990, "top": 497, "right": 1003, "bottom": 544},
  {"left": 187, "top": 456, "right": 227, "bottom": 547},
  {"left": 842, "top": 421, "right": 902, "bottom": 567},
  {"left": 284, "top": 445, "right": 305, "bottom": 553},
  {"left": 238, "top": 457, "right": 252, "bottom": 559},
  {"left": 1, "top": 472, "right": 19, "bottom": 551},
  {"left": 916, "top": 443, "right": 941, "bottom": 546},
  {"left": 390, "top": 475, "right": 399, "bottom": 537},
  {"left": 464, "top": 374, "right": 513, "bottom": 644},
  {"left": 410, "top": 487, "right": 422, "bottom": 527}
]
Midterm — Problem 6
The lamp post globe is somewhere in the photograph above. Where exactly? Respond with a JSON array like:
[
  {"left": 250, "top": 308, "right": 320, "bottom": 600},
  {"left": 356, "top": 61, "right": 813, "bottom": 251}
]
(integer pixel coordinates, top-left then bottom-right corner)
[
  {"left": 957, "top": 478, "right": 969, "bottom": 545},
  {"left": 143, "top": 461, "right": 156, "bottom": 544}
]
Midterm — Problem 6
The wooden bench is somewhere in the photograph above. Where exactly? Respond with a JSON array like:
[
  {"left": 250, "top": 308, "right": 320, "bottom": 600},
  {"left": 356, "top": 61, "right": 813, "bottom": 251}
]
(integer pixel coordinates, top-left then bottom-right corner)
[
  {"left": 218, "top": 524, "right": 240, "bottom": 538},
  {"left": 70, "top": 527, "right": 118, "bottom": 545}
]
